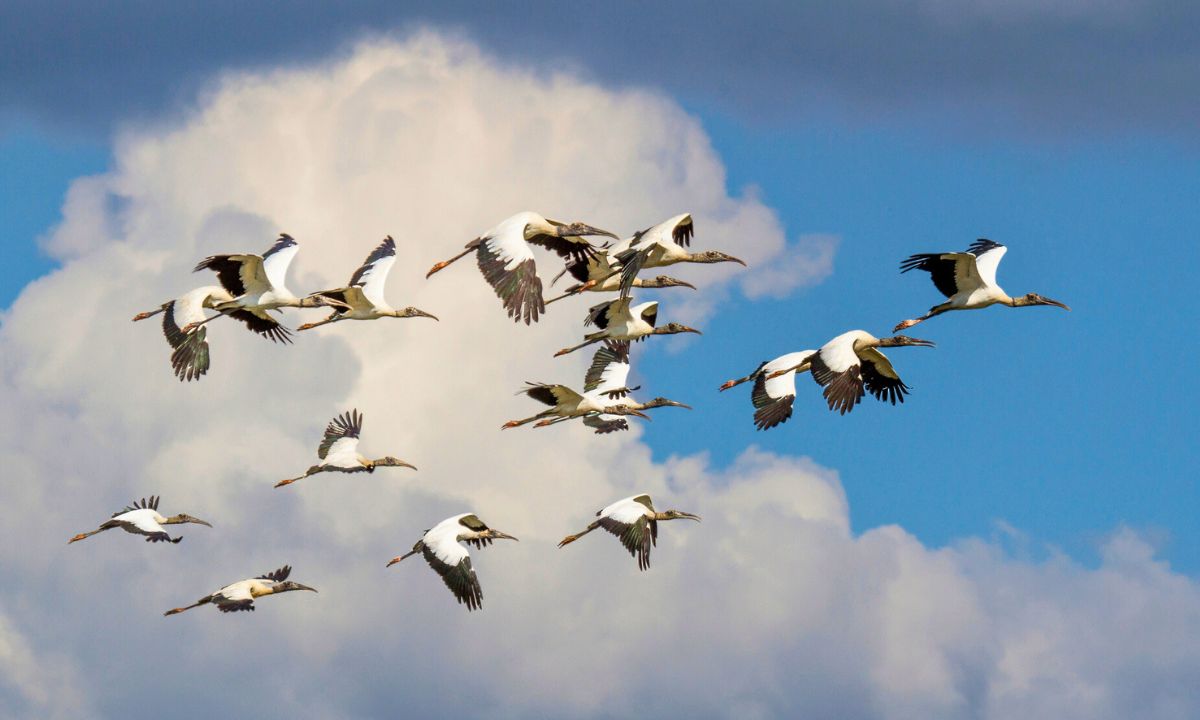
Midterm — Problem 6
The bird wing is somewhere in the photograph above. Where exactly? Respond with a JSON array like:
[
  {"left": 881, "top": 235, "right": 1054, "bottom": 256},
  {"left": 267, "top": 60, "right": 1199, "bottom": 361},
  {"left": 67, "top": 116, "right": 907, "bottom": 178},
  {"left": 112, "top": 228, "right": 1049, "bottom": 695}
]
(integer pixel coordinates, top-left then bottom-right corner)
[
  {"left": 583, "top": 341, "right": 632, "bottom": 394},
  {"left": 750, "top": 351, "right": 816, "bottom": 430},
  {"left": 212, "top": 581, "right": 256, "bottom": 612},
  {"left": 582, "top": 414, "right": 630, "bottom": 434},
  {"left": 616, "top": 247, "right": 651, "bottom": 298},
  {"left": 477, "top": 226, "right": 543, "bottom": 324},
  {"left": 527, "top": 227, "right": 599, "bottom": 265},
  {"left": 161, "top": 304, "right": 211, "bottom": 382},
  {"left": 584, "top": 297, "right": 625, "bottom": 329},
  {"left": 113, "top": 496, "right": 159, "bottom": 516},
  {"left": 256, "top": 565, "right": 292, "bottom": 582},
  {"left": 312, "top": 287, "right": 362, "bottom": 315},
  {"left": 810, "top": 341, "right": 865, "bottom": 415},
  {"left": 859, "top": 348, "right": 911, "bottom": 405},
  {"left": 192, "top": 254, "right": 256, "bottom": 297},
  {"left": 348, "top": 236, "right": 397, "bottom": 307},
  {"left": 638, "top": 301, "right": 658, "bottom": 328},
  {"left": 899, "top": 250, "right": 981, "bottom": 298},
  {"left": 318, "top": 410, "right": 362, "bottom": 460},
  {"left": 598, "top": 514, "right": 654, "bottom": 570},
  {"left": 422, "top": 533, "right": 482, "bottom": 611},
  {"left": 968, "top": 239, "right": 1007, "bottom": 289},
  {"left": 261, "top": 234, "right": 300, "bottom": 292},
  {"left": 521, "top": 383, "right": 584, "bottom": 408}
]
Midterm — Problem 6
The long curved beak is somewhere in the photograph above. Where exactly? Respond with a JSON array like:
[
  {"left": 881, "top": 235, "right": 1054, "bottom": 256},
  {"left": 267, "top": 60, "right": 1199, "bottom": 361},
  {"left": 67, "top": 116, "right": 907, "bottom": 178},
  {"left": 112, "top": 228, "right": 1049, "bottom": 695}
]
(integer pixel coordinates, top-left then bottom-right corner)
[
  {"left": 681, "top": 512, "right": 702, "bottom": 522},
  {"left": 664, "top": 401, "right": 692, "bottom": 410},
  {"left": 192, "top": 519, "right": 213, "bottom": 528},
  {"left": 1042, "top": 297, "right": 1070, "bottom": 311},
  {"left": 489, "top": 530, "right": 519, "bottom": 542},
  {"left": 411, "top": 309, "right": 439, "bottom": 321},
  {"left": 295, "top": 584, "right": 318, "bottom": 593},
  {"left": 561, "top": 224, "right": 619, "bottom": 240},
  {"left": 682, "top": 326, "right": 703, "bottom": 335},
  {"left": 716, "top": 252, "right": 747, "bottom": 266},
  {"left": 907, "top": 337, "right": 937, "bottom": 347}
]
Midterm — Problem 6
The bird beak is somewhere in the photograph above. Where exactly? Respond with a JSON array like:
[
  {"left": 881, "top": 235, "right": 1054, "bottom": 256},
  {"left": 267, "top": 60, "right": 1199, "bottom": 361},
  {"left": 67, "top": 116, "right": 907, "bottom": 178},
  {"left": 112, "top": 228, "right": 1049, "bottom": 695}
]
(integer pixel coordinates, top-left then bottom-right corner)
[
  {"left": 1042, "top": 297, "right": 1070, "bottom": 311},
  {"left": 192, "top": 519, "right": 213, "bottom": 528},
  {"left": 489, "top": 530, "right": 519, "bottom": 542},
  {"left": 681, "top": 512, "right": 702, "bottom": 522},
  {"left": 716, "top": 252, "right": 747, "bottom": 266},
  {"left": 561, "top": 223, "right": 619, "bottom": 240},
  {"left": 682, "top": 326, "right": 703, "bottom": 335},
  {"left": 664, "top": 401, "right": 692, "bottom": 409},
  {"left": 411, "top": 309, "right": 439, "bottom": 321},
  {"left": 907, "top": 337, "right": 936, "bottom": 347},
  {"left": 665, "top": 278, "right": 696, "bottom": 290},
  {"left": 295, "top": 584, "right": 318, "bottom": 593}
]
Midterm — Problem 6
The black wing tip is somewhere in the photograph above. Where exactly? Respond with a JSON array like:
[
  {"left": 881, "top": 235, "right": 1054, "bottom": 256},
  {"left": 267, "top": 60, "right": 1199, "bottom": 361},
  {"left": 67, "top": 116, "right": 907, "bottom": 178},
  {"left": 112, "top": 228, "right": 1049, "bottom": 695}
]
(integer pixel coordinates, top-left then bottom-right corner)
[{"left": 967, "top": 238, "right": 1004, "bottom": 254}]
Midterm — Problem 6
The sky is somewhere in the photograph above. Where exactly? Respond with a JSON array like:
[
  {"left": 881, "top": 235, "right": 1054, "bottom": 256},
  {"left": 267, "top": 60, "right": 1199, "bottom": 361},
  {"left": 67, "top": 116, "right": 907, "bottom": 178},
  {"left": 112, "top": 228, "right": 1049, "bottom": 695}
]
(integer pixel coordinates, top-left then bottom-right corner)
[{"left": 1, "top": 5, "right": 1198, "bottom": 719}]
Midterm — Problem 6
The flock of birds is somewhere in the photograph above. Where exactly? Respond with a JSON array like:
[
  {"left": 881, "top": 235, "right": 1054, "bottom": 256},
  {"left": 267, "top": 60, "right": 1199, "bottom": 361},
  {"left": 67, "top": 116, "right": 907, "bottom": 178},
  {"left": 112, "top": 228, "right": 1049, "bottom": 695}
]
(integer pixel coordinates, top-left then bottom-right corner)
[{"left": 72, "top": 211, "right": 1068, "bottom": 613}]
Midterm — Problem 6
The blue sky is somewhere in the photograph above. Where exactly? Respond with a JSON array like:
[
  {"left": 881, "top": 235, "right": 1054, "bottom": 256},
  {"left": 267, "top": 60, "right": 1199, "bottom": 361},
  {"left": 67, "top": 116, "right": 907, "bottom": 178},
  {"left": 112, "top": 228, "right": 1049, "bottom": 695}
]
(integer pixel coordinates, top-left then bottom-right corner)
[{"left": 2, "top": 6, "right": 1199, "bottom": 718}]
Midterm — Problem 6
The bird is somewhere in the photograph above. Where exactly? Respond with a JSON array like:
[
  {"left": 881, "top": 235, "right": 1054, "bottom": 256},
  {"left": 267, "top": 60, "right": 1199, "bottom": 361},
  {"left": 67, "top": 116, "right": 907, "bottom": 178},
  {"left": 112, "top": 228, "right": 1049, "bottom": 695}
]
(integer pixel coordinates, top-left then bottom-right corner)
[
  {"left": 386, "top": 513, "right": 518, "bottom": 611},
  {"left": 552, "top": 297, "right": 701, "bottom": 357},
  {"left": 718, "top": 350, "right": 818, "bottom": 430},
  {"left": 297, "top": 236, "right": 438, "bottom": 331},
  {"left": 894, "top": 238, "right": 1069, "bottom": 332},
  {"left": 611, "top": 213, "right": 745, "bottom": 296},
  {"left": 275, "top": 409, "right": 415, "bottom": 487},
  {"left": 557, "top": 494, "right": 700, "bottom": 570},
  {"left": 766, "top": 331, "right": 935, "bottom": 415},
  {"left": 424, "top": 211, "right": 618, "bottom": 324},
  {"left": 503, "top": 341, "right": 691, "bottom": 431},
  {"left": 132, "top": 285, "right": 293, "bottom": 381},
  {"left": 164, "top": 565, "right": 316, "bottom": 615},
  {"left": 68, "top": 496, "right": 212, "bottom": 545},
  {"left": 544, "top": 268, "right": 695, "bottom": 305},
  {"left": 186, "top": 233, "right": 345, "bottom": 333}
]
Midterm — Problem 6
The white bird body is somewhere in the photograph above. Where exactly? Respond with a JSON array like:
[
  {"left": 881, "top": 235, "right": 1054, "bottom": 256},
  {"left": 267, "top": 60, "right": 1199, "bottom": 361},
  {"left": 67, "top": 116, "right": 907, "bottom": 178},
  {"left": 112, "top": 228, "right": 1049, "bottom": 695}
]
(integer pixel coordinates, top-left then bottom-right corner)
[
  {"left": 276, "top": 410, "right": 415, "bottom": 487},
  {"left": 164, "top": 565, "right": 316, "bottom": 615},
  {"left": 299, "top": 237, "right": 438, "bottom": 330},
  {"left": 558, "top": 493, "right": 700, "bottom": 570},
  {"left": 387, "top": 513, "right": 518, "bottom": 611},
  {"left": 553, "top": 297, "right": 701, "bottom": 357},
  {"left": 68, "top": 496, "right": 211, "bottom": 545},
  {"left": 720, "top": 350, "right": 818, "bottom": 430},
  {"left": 805, "top": 330, "right": 934, "bottom": 414},
  {"left": 612, "top": 213, "right": 695, "bottom": 267}
]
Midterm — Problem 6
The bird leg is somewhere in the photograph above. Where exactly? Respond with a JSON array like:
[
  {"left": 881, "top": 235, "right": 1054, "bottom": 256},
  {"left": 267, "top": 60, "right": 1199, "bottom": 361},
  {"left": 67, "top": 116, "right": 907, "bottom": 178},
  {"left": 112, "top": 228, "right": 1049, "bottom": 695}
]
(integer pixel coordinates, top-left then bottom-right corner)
[
  {"left": 501, "top": 411, "right": 555, "bottom": 430},
  {"left": 544, "top": 280, "right": 598, "bottom": 306},
  {"left": 67, "top": 526, "right": 112, "bottom": 544},
  {"left": 163, "top": 600, "right": 207, "bottom": 616},
  {"left": 180, "top": 306, "right": 242, "bottom": 334},
  {"left": 296, "top": 314, "right": 341, "bottom": 331},
  {"left": 274, "top": 465, "right": 322, "bottom": 488},
  {"left": 718, "top": 375, "right": 753, "bottom": 391},
  {"left": 425, "top": 246, "right": 476, "bottom": 278},
  {"left": 532, "top": 415, "right": 576, "bottom": 428},
  {"left": 132, "top": 307, "right": 166, "bottom": 322},
  {"left": 386, "top": 546, "right": 423, "bottom": 567},
  {"left": 553, "top": 335, "right": 603, "bottom": 357},
  {"left": 893, "top": 303, "right": 951, "bottom": 333},
  {"left": 557, "top": 521, "right": 601, "bottom": 548}
]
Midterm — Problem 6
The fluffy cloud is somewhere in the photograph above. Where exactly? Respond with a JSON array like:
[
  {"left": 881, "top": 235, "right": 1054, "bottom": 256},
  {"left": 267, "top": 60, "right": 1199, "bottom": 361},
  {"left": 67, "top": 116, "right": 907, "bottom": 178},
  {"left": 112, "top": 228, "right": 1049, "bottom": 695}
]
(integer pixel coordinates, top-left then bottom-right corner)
[{"left": 1, "top": 33, "right": 1198, "bottom": 719}]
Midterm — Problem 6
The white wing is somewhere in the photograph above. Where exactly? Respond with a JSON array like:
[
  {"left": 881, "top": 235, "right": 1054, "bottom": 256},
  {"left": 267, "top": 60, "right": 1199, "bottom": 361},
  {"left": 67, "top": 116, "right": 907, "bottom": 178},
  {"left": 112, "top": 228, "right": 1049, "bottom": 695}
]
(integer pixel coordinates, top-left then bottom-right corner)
[
  {"left": 425, "top": 521, "right": 470, "bottom": 566},
  {"left": 215, "top": 580, "right": 255, "bottom": 602},
  {"left": 349, "top": 237, "right": 398, "bottom": 307},
  {"left": 816, "top": 331, "right": 864, "bottom": 374},
  {"left": 261, "top": 234, "right": 300, "bottom": 291},
  {"left": 323, "top": 436, "right": 361, "bottom": 468},
  {"left": 761, "top": 350, "right": 816, "bottom": 400},
  {"left": 600, "top": 496, "right": 652, "bottom": 524},
  {"left": 113, "top": 508, "right": 165, "bottom": 535},
  {"left": 973, "top": 245, "right": 1008, "bottom": 289},
  {"left": 482, "top": 213, "right": 537, "bottom": 271}
]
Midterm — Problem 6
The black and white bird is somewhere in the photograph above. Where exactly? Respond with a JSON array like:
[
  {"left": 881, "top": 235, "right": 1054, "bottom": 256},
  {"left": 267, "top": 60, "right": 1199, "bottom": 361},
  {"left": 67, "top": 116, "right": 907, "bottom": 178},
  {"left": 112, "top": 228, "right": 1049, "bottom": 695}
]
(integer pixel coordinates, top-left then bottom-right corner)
[
  {"left": 133, "top": 285, "right": 293, "bottom": 381},
  {"left": 610, "top": 213, "right": 745, "bottom": 296},
  {"left": 503, "top": 341, "right": 691, "bottom": 432},
  {"left": 894, "top": 238, "right": 1069, "bottom": 331},
  {"left": 164, "top": 565, "right": 316, "bottom": 615},
  {"left": 553, "top": 297, "right": 701, "bottom": 357},
  {"left": 767, "top": 331, "right": 934, "bottom": 415},
  {"left": 68, "top": 496, "right": 211, "bottom": 545},
  {"left": 298, "top": 236, "right": 438, "bottom": 331},
  {"left": 545, "top": 244, "right": 695, "bottom": 303},
  {"left": 718, "top": 350, "right": 818, "bottom": 430},
  {"left": 187, "top": 233, "right": 344, "bottom": 333},
  {"left": 386, "top": 513, "right": 518, "bottom": 611},
  {"left": 425, "top": 211, "right": 618, "bottom": 324},
  {"left": 557, "top": 494, "right": 700, "bottom": 571},
  {"left": 276, "top": 409, "right": 415, "bottom": 487}
]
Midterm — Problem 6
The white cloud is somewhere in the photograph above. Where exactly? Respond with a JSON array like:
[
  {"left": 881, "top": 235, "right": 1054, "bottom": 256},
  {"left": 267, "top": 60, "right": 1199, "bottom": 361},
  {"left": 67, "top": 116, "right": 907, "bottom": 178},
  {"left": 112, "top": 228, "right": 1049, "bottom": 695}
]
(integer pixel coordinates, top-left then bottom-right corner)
[{"left": 1, "top": 32, "right": 1198, "bottom": 719}]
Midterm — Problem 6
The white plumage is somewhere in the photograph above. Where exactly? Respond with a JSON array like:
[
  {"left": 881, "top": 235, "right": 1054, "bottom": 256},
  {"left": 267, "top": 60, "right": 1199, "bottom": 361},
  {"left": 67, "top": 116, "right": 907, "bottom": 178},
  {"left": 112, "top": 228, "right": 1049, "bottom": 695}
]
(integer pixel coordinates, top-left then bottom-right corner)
[
  {"left": 558, "top": 494, "right": 700, "bottom": 571},
  {"left": 387, "top": 513, "right": 518, "bottom": 612},
  {"left": 299, "top": 236, "right": 438, "bottom": 330}
]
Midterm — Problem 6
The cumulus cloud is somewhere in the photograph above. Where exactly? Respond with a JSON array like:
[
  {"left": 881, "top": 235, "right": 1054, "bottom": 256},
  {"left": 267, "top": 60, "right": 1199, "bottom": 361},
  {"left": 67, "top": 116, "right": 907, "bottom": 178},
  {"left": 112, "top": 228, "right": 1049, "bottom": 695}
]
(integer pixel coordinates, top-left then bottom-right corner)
[{"left": 1, "top": 33, "right": 1198, "bottom": 720}]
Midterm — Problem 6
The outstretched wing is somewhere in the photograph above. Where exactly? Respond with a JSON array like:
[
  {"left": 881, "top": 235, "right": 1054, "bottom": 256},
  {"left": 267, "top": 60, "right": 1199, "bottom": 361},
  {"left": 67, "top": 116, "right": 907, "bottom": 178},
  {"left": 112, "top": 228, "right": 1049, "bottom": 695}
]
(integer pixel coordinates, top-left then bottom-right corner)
[
  {"left": 859, "top": 348, "right": 911, "bottom": 405},
  {"left": 226, "top": 307, "right": 293, "bottom": 344},
  {"left": 422, "top": 535, "right": 483, "bottom": 611},
  {"left": 261, "top": 234, "right": 299, "bottom": 291},
  {"left": 476, "top": 224, "right": 543, "bottom": 324},
  {"left": 520, "top": 383, "right": 584, "bottom": 408},
  {"left": 583, "top": 341, "right": 632, "bottom": 394},
  {"left": 349, "top": 236, "right": 397, "bottom": 307},
  {"left": 967, "top": 239, "right": 1007, "bottom": 289},
  {"left": 598, "top": 515, "right": 654, "bottom": 571},
  {"left": 114, "top": 496, "right": 159, "bottom": 516},
  {"left": 256, "top": 565, "right": 292, "bottom": 583},
  {"left": 810, "top": 343, "right": 865, "bottom": 416},
  {"left": 317, "top": 410, "right": 363, "bottom": 460}
]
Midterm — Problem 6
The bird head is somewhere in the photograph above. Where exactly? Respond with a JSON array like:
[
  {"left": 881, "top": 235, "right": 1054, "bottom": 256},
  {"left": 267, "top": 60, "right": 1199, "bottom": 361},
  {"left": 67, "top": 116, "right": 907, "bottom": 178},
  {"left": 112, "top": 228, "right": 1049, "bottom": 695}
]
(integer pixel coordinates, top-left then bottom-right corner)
[
  {"left": 662, "top": 510, "right": 702, "bottom": 522},
  {"left": 643, "top": 397, "right": 692, "bottom": 411},
  {"left": 553, "top": 221, "right": 619, "bottom": 240},
  {"left": 642, "top": 275, "right": 696, "bottom": 290},
  {"left": 1019, "top": 293, "right": 1070, "bottom": 311},
  {"left": 485, "top": 529, "right": 520, "bottom": 542},
  {"left": 164, "top": 514, "right": 213, "bottom": 528},
  {"left": 879, "top": 335, "right": 936, "bottom": 348},
  {"left": 373, "top": 457, "right": 417, "bottom": 471},
  {"left": 694, "top": 250, "right": 746, "bottom": 266},
  {"left": 395, "top": 307, "right": 439, "bottom": 320},
  {"left": 657, "top": 323, "right": 702, "bottom": 336},
  {"left": 276, "top": 581, "right": 318, "bottom": 594},
  {"left": 300, "top": 294, "right": 349, "bottom": 309}
]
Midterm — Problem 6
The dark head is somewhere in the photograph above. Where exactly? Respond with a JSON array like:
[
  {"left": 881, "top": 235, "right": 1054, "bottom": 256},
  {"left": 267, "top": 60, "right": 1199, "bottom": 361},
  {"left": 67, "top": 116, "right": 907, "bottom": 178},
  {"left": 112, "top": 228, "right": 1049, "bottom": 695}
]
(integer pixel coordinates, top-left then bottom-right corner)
[
  {"left": 655, "top": 322, "right": 702, "bottom": 336},
  {"left": 276, "top": 581, "right": 317, "bottom": 594},
  {"left": 661, "top": 509, "right": 701, "bottom": 522},
  {"left": 878, "top": 335, "right": 936, "bottom": 348},
  {"left": 396, "top": 307, "right": 439, "bottom": 321},
  {"left": 485, "top": 528, "right": 519, "bottom": 542},
  {"left": 554, "top": 221, "right": 619, "bottom": 240},
  {"left": 639, "top": 275, "right": 696, "bottom": 290},
  {"left": 373, "top": 456, "right": 417, "bottom": 471},
  {"left": 693, "top": 250, "right": 746, "bottom": 266},
  {"left": 642, "top": 397, "right": 692, "bottom": 411},
  {"left": 1016, "top": 292, "right": 1070, "bottom": 311},
  {"left": 164, "top": 514, "right": 212, "bottom": 528}
]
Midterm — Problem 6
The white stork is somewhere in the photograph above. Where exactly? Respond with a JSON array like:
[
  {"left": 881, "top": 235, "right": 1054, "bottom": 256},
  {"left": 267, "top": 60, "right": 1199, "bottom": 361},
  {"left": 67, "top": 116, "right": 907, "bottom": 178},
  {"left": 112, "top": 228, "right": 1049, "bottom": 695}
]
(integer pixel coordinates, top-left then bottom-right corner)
[
  {"left": 68, "top": 496, "right": 211, "bottom": 545},
  {"left": 425, "top": 211, "right": 618, "bottom": 324},
  {"left": 276, "top": 409, "right": 415, "bottom": 487},
  {"left": 186, "top": 233, "right": 344, "bottom": 332},
  {"left": 164, "top": 565, "right": 316, "bottom": 615},
  {"left": 133, "top": 285, "right": 293, "bottom": 381},
  {"left": 558, "top": 494, "right": 700, "bottom": 571},
  {"left": 767, "top": 331, "right": 935, "bottom": 415},
  {"left": 552, "top": 297, "right": 701, "bottom": 357},
  {"left": 503, "top": 341, "right": 691, "bottom": 432},
  {"left": 894, "top": 238, "right": 1069, "bottom": 331},
  {"left": 718, "top": 350, "right": 818, "bottom": 430},
  {"left": 386, "top": 513, "right": 518, "bottom": 612},
  {"left": 610, "top": 213, "right": 745, "bottom": 296},
  {"left": 298, "top": 236, "right": 438, "bottom": 331}
]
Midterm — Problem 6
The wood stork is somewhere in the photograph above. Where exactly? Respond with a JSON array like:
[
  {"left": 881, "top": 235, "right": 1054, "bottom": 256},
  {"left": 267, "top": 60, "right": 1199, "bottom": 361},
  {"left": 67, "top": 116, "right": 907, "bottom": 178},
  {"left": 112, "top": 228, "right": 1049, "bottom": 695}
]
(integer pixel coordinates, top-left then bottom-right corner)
[
  {"left": 425, "top": 211, "right": 618, "bottom": 324},
  {"left": 544, "top": 268, "right": 695, "bottom": 305},
  {"left": 68, "top": 496, "right": 211, "bottom": 545},
  {"left": 297, "top": 236, "right": 438, "bottom": 331},
  {"left": 275, "top": 409, "right": 415, "bottom": 487},
  {"left": 894, "top": 238, "right": 1070, "bottom": 331},
  {"left": 386, "top": 513, "right": 518, "bottom": 611},
  {"left": 718, "top": 350, "right": 818, "bottom": 430},
  {"left": 767, "top": 331, "right": 935, "bottom": 415},
  {"left": 186, "top": 233, "right": 345, "bottom": 332},
  {"left": 503, "top": 341, "right": 691, "bottom": 431},
  {"left": 558, "top": 494, "right": 699, "bottom": 570},
  {"left": 612, "top": 214, "right": 745, "bottom": 295},
  {"left": 164, "top": 565, "right": 316, "bottom": 615},
  {"left": 133, "top": 285, "right": 293, "bottom": 381},
  {"left": 552, "top": 297, "right": 701, "bottom": 357}
]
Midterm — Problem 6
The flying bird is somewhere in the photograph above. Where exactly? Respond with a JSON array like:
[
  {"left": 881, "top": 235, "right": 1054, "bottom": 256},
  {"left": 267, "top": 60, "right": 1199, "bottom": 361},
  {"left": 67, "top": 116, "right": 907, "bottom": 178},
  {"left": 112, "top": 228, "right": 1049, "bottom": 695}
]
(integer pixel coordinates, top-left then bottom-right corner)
[
  {"left": 894, "top": 238, "right": 1069, "bottom": 331},
  {"left": 186, "top": 233, "right": 344, "bottom": 332},
  {"left": 611, "top": 213, "right": 745, "bottom": 296},
  {"left": 133, "top": 285, "right": 293, "bottom": 381},
  {"left": 164, "top": 565, "right": 316, "bottom": 615},
  {"left": 298, "top": 236, "right": 438, "bottom": 331},
  {"left": 557, "top": 494, "right": 700, "bottom": 570},
  {"left": 425, "top": 211, "right": 618, "bottom": 324},
  {"left": 503, "top": 341, "right": 690, "bottom": 432},
  {"left": 767, "top": 331, "right": 934, "bottom": 415},
  {"left": 276, "top": 409, "right": 415, "bottom": 487},
  {"left": 552, "top": 297, "right": 701, "bottom": 357},
  {"left": 68, "top": 496, "right": 211, "bottom": 545},
  {"left": 387, "top": 513, "right": 518, "bottom": 611},
  {"left": 718, "top": 350, "right": 818, "bottom": 430}
]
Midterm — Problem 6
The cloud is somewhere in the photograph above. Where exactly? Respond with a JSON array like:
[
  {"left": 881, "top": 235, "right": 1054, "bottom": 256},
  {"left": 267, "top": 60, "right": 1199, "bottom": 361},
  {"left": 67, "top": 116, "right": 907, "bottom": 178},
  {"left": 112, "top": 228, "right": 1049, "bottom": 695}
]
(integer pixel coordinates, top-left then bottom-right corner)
[{"left": 1, "top": 33, "right": 1198, "bottom": 719}]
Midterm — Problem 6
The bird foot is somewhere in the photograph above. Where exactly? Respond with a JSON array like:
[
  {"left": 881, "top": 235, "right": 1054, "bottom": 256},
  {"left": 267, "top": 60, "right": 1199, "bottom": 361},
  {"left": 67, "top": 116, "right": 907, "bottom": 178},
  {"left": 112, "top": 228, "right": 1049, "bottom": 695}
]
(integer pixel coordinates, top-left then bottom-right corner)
[
  {"left": 553, "top": 348, "right": 571, "bottom": 357},
  {"left": 532, "top": 419, "right": 555, "bottom": 428},
  {"left": 67, "top": 534, "right": 87, "bottom": 544},
  {"left": 557, "top": 535, "right": 577, "bottom": 548},
  {"left": 425, "top": 261, "right": 449, "bottom": 278},
  {"left": 296, "top": 323, "right": 316, "bottom": 331},
  {"left": 274, "top": 478, "right": 295, "bottom": 488},
  {"left": 181, "top": 322, "right": 202, "bottom": 333},
  {"left": 718, "top": 379, "right": 737, "bottom": 391},
  {"left": 500, "top": 420, "right": 523, "bottom": 430},
  {"left": 131, "top": 311, "right": 154, "bottom": 322},
  {"left": 893, "top": 319, "right": 919, "bottom": 332},
  {"left": 573, "top": 280, "right": 597, "bottom": 294}
]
